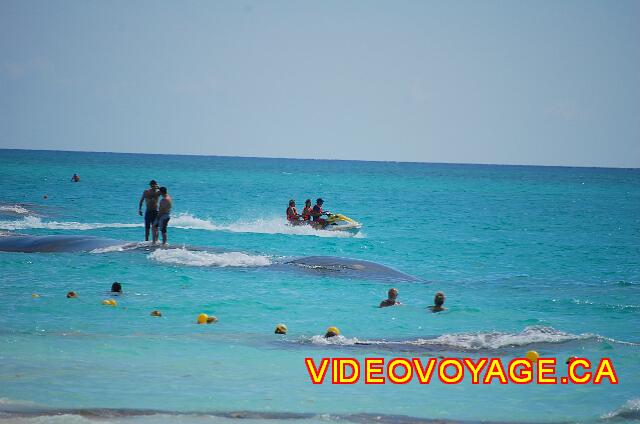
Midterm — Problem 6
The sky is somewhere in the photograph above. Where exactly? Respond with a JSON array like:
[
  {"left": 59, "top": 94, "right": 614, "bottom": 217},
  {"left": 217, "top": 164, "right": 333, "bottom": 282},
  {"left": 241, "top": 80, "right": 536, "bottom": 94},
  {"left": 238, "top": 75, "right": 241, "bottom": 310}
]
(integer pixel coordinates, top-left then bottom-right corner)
[{"left": 1, "top": 0, "right": 638, "bottom": 167}]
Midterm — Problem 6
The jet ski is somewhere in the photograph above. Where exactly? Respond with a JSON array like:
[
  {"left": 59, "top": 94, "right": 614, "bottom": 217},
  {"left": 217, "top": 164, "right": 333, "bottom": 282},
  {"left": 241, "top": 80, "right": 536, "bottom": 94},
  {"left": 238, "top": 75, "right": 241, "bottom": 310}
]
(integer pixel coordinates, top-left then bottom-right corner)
[{"left": 311, "top": 213, "right": 362, "bottom": 234}]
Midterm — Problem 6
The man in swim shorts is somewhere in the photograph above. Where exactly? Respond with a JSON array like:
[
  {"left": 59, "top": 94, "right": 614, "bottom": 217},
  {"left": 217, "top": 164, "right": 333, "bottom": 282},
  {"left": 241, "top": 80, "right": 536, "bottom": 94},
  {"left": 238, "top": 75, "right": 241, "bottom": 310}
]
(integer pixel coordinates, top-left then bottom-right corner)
[
  {"left": 139, "top": 180, "right": 159, "bottom": 241},
  {"left": 379, "top": 288, "right": 401, "bottom": 307},
  {"left": 153, "top": 187, "right": 172, "bottom": 245}
]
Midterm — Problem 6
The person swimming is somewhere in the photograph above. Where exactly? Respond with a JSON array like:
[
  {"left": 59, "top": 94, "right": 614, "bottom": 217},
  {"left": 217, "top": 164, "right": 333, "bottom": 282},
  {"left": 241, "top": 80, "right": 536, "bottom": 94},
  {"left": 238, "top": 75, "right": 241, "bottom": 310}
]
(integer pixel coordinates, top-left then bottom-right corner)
[
  {"left": 301, "top": 199, "right": 313, "bottom": 221},
  {"left": 111, "top": 282, "right": 122, "bottom": 294},
  {"left": 379, "top": 288, "right": 400, "bottom": 308},
  {"left": 286, "top": 199, "right": 300, "bottom": 224},
  {"left": 325, "top": 326, "right": 340, "bottom": 338},
  {"left": 428, "top": 291, "right": 446, "bottom": 312},
  {"left": 71, "top": 173, "right": 80, "bottom": 182}
]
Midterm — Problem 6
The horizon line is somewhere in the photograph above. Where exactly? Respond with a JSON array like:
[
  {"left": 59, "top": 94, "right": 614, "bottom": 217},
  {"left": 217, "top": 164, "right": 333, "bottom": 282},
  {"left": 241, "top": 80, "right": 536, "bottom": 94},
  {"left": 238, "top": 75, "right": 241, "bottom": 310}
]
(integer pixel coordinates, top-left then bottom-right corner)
[{"left": 0, "top": 147, "right": 637, "bottom": 170}]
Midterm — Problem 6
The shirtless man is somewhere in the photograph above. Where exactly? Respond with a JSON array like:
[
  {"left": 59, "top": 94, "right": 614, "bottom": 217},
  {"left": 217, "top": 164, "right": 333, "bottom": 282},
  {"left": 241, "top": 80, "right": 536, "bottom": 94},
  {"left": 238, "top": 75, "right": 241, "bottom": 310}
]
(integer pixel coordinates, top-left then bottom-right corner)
[
  {"left": 139, "top": 180, "right": 159, "bottom": 241},
  {"left": 153, "top": 187, "right": 173, "bottom": 245}
]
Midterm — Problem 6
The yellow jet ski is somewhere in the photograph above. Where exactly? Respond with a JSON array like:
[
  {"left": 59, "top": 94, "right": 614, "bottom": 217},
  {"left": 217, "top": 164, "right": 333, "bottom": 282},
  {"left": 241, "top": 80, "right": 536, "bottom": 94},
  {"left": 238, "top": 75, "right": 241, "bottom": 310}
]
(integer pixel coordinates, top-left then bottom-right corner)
[{"left": 313, "top": 212, "right": 362, "bottom": 234}]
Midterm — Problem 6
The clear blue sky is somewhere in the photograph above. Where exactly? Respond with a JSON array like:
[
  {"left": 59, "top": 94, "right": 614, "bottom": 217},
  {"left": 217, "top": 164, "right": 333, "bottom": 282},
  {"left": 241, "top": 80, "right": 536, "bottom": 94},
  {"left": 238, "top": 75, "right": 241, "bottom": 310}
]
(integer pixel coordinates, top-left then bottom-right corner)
[{"left": 1, "top": 0, "right": 638, "bottom": 167}]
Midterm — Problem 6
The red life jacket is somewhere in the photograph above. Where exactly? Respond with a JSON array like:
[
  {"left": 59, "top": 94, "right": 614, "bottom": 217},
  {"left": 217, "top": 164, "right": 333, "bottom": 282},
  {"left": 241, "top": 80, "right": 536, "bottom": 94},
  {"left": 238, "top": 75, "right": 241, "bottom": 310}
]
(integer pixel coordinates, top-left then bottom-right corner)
[
  {"left": 286, "top": 207, "right": 298, "bottom": 222},
  {"left": 301, "top": 207, "right": 312, "bottom": 221}
]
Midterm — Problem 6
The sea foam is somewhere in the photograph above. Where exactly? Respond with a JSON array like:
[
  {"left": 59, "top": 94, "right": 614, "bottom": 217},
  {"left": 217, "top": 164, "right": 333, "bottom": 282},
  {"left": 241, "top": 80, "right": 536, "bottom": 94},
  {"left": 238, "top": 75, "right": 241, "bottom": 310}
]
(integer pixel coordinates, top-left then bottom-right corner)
[
  {"left": 602, "top": 398, "right": 640, "bottom": 420},
  {"left": 303, "top": 326, "right": 635, "bottom": 351},
  {"left": 0, "top": 213, "right": 363, "bottom": 238},
  {"left": 0, "top": 204, "right": 31, "bottom": 215},
  {"left": 0, "top": 216, "right": 140, "bottom": 231},
  {"left": 148, "top": 247, "right": 272, "bottom": 267}
]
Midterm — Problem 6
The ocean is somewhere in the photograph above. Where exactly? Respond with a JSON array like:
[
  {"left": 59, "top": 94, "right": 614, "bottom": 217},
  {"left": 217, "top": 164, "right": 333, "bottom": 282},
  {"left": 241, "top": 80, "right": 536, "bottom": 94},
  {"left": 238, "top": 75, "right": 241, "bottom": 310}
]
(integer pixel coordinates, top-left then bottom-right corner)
[{"left": 0, "top": 149, "right": 638, "bottom": 423}]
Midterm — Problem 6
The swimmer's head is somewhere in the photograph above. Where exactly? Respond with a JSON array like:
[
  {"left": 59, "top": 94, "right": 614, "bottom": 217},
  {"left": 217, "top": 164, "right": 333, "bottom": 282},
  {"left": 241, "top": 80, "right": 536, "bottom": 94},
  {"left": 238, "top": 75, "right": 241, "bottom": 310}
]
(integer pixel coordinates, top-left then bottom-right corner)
[
  {"left": 388, "top": 288, "right": 398, "bottom": 300},
  {"left": 66, "top": 291, "right": 77, "bottom": 298},
  {"left": 325, "top": 326, "right": 340, "bottom": 338},
  {"left": 275, "top": 323, "right": 288, "bottom": 334},
  {"left": 149, "top": 180, "right": 158, "bottom": 187},
  {"left": 566, "top": 356, "right": 579, "bottom": 365},
  {"left": 289, "top": 199, "right": 295, "bottom": 206},
  {"left": 305, "top": 199, "right": 311, "bottom": 206},
  {"left": 159, "top": 187, "right": 167, "bottom": 195},
  {"left": 111, "top": 282, "right": 122, "bottom": 293},
  {"left": 150, "top": 310, "right": 162, "bottom": 317},
  {"left": 316, "top": 198, "right": 324, "bottom": 205},
  {"left": 434, "top": 292, "right": 445, "bottom": 306}
]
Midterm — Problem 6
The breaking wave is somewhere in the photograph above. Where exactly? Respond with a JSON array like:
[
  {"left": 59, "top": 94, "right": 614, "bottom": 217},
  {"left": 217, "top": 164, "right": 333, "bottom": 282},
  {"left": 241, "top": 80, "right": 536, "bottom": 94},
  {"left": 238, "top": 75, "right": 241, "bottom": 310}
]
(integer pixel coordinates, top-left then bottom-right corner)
[
  {"left": 0, "top": 216, "right": 140, "bottom": 231},
  {"left": 170, "top": 213, "right": 220, "bottom": 230},
  {"left": 301, "top": 326, "right": 637, "bottom": 351},
  {"left": 0, "top": 204, "right": 31, "bottom": 215},
  {"left": 602, "top": 398, "right": 640, "bottom": 420},
  {"left": 404, "top": 326, "right": 591, "bottom": 350},
  {"left": 90, "top": 241, "right": 153, "bottom": 253},
  {"left": 148, "top": 247, "right": 272, "bottom": 267},
  {"left": 308, "top": 335, "right": 361, "bottom": 345}
]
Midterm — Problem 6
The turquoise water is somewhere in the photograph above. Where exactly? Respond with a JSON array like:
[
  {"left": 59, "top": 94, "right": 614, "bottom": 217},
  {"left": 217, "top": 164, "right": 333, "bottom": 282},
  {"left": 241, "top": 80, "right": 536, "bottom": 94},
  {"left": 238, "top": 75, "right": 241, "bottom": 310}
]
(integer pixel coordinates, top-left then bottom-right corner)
[{"left": 0, "top": 149, "right": 639, "bottom": 423}]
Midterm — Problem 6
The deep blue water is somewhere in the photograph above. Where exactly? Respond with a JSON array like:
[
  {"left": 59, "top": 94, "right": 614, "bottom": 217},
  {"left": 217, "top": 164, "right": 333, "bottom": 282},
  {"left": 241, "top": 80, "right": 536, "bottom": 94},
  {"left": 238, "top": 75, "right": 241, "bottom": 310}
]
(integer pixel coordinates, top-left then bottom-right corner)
[{"left": 0, "top": 149, "right": 639, "bottom": 423}]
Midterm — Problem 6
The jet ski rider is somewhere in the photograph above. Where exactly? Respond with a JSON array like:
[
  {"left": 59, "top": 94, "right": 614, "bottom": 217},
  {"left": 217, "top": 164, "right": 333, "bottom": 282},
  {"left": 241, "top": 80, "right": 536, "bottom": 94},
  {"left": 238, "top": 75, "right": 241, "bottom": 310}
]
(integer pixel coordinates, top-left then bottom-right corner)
[
  {"left": 286, "top": 199, "right": 299, "bottom": 224},
  {"left": 301, "top": 199, "right": 313, "bottom": 222},
  {"left": 311, "top": 198, "right": 330, "bottom": 227}
]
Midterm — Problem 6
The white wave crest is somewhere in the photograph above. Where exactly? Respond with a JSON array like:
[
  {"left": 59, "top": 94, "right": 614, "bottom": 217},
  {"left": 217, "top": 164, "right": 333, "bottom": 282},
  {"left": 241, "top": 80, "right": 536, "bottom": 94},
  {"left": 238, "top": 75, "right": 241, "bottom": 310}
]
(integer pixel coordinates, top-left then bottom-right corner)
[
  {"left": 300, "top": 326, "right": 623, "bottom": 351},
  {"left": 0, "top": 216, "right": 141, "bottom": 231},
  {"left": 0, "top": 212, "right": 364, "bottom": 238},
  {"left": 309, "top": 335, "right": 361, "bottom": 345},
  {"left": 407, "top": 326, "right": 590, "bottom": 350},
  {"left": 0, "top": 204, "right": 30, "bottom": 215},
  {"left": 170, "top": 213, "right": 221, "bottom": 230},
  {"left": 602, "top": 398, "right": 640, "bottom": 420},
  {"left": 148, "top": 247, "right": 272, "bottom": 267},
  {"left": 90, "top": 241, "right": 152, "bottom": 253}
]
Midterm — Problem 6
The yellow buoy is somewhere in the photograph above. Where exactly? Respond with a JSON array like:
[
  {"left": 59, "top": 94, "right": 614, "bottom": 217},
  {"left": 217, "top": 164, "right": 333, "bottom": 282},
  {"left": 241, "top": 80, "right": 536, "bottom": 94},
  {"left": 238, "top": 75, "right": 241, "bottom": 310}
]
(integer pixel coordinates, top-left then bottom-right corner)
[
  {"left": 150, "top": 310, "right": 162, "bottom": 317},
  {"left": 102, "top": 299, "right": 117, "bottom": 306},
  {"left": 525, "top": 350, "right": 540, "bottom": 362},
  {"left": 197, "top": 313, "right": 208, "bottom": 324},
  {"left": 275, "top": 324, "right": 288, "bottom": 334},
  {"left": 206, "top": 316, "right": 218, "bottom": 324}
]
